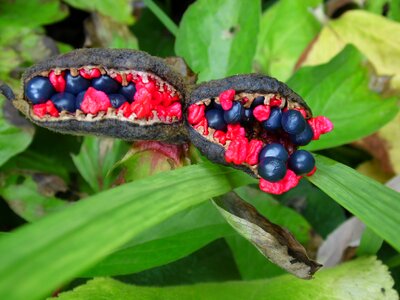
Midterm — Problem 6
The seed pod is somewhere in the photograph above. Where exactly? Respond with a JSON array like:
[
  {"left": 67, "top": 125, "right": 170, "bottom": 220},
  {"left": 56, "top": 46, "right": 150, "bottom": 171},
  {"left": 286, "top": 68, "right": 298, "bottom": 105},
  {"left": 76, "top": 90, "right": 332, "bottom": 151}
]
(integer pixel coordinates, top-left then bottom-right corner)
[
  {"left": 186, "top": 74, "right": 333, "bottom": 194},
  {"left": 14, "top": 48, "right": 188, "bottom": 143}
]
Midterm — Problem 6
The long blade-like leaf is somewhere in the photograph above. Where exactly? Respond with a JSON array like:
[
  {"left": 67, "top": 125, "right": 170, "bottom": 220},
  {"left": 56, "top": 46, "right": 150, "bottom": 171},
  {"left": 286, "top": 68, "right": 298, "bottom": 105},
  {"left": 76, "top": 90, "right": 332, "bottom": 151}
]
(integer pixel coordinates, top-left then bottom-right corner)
[
  {"left": 0, "top": 163, "right": 254, "bottom": 300},
  {"left": 308, "top": 155, "right": 400, "bottom": 252}
]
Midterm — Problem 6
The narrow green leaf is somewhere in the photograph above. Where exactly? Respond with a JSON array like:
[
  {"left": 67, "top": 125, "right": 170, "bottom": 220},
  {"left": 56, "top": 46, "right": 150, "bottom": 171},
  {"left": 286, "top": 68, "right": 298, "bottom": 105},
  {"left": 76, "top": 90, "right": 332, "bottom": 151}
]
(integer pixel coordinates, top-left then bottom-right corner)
[
  {"left": 287, "top": 45, "right": 399, "bottom": 151},
  {"left": 51, "top": 257, "right": 398, "bottom": 300},
  {"left": 357, "top": 226, "right": 384, "bottom": 256},
  {"left": 308, "top": 155, "right": 400, "bottom": 252},
  {"left": 142, "top": 0, "right": 178, "bottom": 36},
  {"left": 0, "top": 163, "right": 254, "bottom": 300},
  {"left": 255, "top": 0, "right": 321, "bottom": 81},
  {"left": 175, "top": 0, "right": 261, "bottom": 82},
  {"left": 84, "top": 201, "right": 232, "bottom": 276}
]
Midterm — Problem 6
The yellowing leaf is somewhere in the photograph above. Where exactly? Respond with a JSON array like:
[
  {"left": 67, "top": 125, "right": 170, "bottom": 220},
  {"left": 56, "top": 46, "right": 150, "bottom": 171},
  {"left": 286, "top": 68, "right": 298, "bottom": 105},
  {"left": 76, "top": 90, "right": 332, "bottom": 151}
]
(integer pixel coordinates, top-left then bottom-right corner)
[{"left": 304, "top": 10, "right": 400, "bottom": 90}]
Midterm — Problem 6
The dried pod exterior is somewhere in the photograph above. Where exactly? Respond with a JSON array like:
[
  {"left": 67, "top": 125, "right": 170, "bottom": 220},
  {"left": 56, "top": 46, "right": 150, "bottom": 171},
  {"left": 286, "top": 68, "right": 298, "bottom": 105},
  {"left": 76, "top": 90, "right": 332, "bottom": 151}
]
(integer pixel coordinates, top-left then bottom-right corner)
[
  {"left": 186, "top": 74, "right": 333, "bottom": 194},
  {"left": 15, "top": 48, "right": 188, "bottom": 143}
]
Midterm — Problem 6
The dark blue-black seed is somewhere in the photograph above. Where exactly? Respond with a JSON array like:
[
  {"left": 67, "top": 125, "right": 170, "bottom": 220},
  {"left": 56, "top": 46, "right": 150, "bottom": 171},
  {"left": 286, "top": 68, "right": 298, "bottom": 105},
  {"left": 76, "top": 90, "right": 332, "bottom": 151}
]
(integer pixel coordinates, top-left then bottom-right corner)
[
  {"left": 224, "top": 101, "right": 244, "bottom": 124},
  {"left": 251, "top": 96, "right": 265, "bottom": 108},
  {"left": 263, "top": 107, "right": 282, "bottom": 131},
  {"left": 290, "top": 123, "right": 314, "bottom": 146},
  {"left": 65, "top": 72, "right": 91, "bottom": 95},
  {"left": 109, "top": 94, "right": 127, "bottom": 108},
  {"left": 242, "top": 108, "right": 254, "bottom": 123},
  {"left": 210, "top": 99, "right": 222, "bottom": 110},
  {"left": 119, "top": 83, "right": 136, "bottom": 103},
  {"left": 258, "top": 157, "right": 287, "bottom": 182},
  {"left": 281, "top": 110, "right": 306, "bottom": 134},
  {"left": 25, "top": 76, "right": 55, "bottom": 104},
  {"left": 205, "top": 109, "right": 226, "bottom": 131},
  {"left": 50, "top": 92, "right": 76, "bottom": 112},
  {"left": 92, "top": 75, "right": 120, "bottom": 94},
  {"left": 76, "top": 91, "right": 86, "bottom": 110},
  {"left": 288, "top": 150, "right": 315, "bottom": 175},
  {"left": 259, "top": 143, "right": 289, "bottom": 162}
]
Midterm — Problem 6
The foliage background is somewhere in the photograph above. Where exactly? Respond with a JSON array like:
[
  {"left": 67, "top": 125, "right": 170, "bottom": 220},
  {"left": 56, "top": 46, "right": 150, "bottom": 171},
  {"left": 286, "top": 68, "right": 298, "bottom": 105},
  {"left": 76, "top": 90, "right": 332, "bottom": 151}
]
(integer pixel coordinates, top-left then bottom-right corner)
[{"left": 0, "top": 0, "right": 400, "bottom": 299}]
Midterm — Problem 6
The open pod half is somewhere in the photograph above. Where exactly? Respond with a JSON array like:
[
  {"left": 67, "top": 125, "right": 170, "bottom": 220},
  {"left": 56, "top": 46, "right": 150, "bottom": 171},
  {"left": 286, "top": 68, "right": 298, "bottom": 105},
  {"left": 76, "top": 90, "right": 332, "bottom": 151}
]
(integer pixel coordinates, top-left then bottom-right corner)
[
  {"left": 13, "top": 48, "right": 188, "bottom": 143},
  {"left": 186, "top": 74, "right": 333, "bottom": 194}
]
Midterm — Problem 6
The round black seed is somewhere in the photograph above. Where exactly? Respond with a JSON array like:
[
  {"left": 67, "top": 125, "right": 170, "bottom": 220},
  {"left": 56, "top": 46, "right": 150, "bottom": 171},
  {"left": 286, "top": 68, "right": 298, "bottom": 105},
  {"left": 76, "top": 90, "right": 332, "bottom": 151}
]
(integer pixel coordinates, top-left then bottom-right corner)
[
  {"left": 92, "top": 75, "right": 120, "bottom": 94},
  {"left": 288, "top": 150, "right": 315, "bottom": 175},
  {"left": 263, "top": 107, "right": 282, "bottom": 131},
  {"left": 76, "top": 91, "right": 86, "bottom": 110},
  {"left": 224, "top": 101, "right": 244, "bottom": 124},
  {"left": 119, "top": 83, "right": 136, "bottom": 103},
  {"left": 65, "top": 71, "right": 91, "bottom": 95},
  {"left": 251, "top": 96, "right": 265, "bottom": 108},
  {"left": 259, "top": 143, "right": 289, "bottom": 162},
  {"left": 258, "top": 157, "right": 287, "bottom": 182},
  {"left": 50, "top": 92, "right": 76, "bottom": 112},
  {"left": 206, "top": 109, "right": 226, "bottom": 131},
  {"left": 242, "top": 108, "right": 254, "bottom": 123},
  {"left": 281, "top": 110, "right": 306, "bottom": 134},
  {"left": 290, "top": 123, "right": 313, "bottom": 146},
  {"left": 210, "top": 99, "right": 222, "bottom": 110},
  {"left": 109, "top": 94, "right": 127, "bottom": 108},
  {"left": 25, "top": 76, "right": 55, "bottom": 104}
]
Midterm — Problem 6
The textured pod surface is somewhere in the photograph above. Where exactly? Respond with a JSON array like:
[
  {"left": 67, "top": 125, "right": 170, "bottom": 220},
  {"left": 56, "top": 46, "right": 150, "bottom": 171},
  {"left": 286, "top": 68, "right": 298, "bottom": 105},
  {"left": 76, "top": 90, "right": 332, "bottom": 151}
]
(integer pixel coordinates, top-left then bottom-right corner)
[
  {"left": 15, "top": 48, "right": 188, "bottom": 143},
  {"left": 186, "top": 74, "right": 333, "bottom": 194}
]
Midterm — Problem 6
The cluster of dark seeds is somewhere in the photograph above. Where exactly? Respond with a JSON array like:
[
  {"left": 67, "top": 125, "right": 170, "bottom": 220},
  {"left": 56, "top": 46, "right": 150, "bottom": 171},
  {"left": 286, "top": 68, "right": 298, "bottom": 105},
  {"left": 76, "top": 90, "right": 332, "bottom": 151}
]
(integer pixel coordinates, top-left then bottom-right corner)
[
  {"left": 25, "top": 68, "right": 182, "bottom": 122},
  {"left": 188, "top": 88, "right": 332, "bottom": 194}
]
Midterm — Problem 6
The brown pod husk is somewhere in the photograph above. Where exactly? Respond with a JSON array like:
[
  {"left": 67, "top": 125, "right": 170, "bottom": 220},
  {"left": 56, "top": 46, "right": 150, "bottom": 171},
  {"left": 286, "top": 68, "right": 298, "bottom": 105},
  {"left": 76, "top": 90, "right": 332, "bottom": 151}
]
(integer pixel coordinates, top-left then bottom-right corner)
[
  {"left": 186, "top": 74, "right": 313, "bottom": 177},
  {"left": 15, "top": 48, "right": 189, "bottom": 143}
]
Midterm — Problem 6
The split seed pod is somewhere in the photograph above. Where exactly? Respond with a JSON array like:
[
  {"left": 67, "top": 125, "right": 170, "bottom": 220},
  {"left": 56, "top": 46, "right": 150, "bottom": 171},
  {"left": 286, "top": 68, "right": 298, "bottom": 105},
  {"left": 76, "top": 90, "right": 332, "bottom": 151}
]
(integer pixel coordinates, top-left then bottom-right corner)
[
  {"left": 186, "top": 74, "right": 333, "bottom": 194},
  {"left": 13, "top": 48, "right": 188, "bottom": 143}
]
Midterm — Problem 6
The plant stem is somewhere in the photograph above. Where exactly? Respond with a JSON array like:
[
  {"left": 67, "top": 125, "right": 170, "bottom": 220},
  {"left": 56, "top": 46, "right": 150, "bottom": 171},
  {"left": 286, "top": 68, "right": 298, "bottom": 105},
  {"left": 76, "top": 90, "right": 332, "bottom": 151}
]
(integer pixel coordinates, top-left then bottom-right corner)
[{"left": 142, "top": 0, "right": 178, "bottom": 37}]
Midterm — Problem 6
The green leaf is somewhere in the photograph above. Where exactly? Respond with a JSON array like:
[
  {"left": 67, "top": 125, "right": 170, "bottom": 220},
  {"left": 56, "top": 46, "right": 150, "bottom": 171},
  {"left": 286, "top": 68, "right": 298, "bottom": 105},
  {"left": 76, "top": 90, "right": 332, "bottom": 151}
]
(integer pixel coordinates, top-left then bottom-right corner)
[
  {"left": 175, "top": 0, "right": 261, "bottom": 82},
  {"left": 0, "top": 163, "right": 254, "bottom": 300},
  {"left": 71, "top": 137, "right": 129, "bottom": 193},
  {"left": 254, "top": 0, "right": 321, "bottom": 81},
  {"left": 0, "top": 97, "right": 34, "bottom": 167},
  {"left": 0, "top": 177, "right": 68, "bottom": 222},
  {"left": 308, "top": 155, "right": 400, "bottom": 252},
  {"left": 287, "top": 45, "right": 399, "bottom": 151},
  {"left": 357, "top": 226, "right": 384, "bottom": 256},
  {"left": 226, "top": 186, "right": 313, "bottom": 279},
  {"left": 63, "top": 0, "right": 134, "bottom": 24},
  {"left": 0, "top": 0, "right": 68, "bottom": 29},
  {"left": 51, "top": 257, "right": 398, "bottom": 300},
  {"left": 84, "top": 201, "right": 233, "bottom": 276}
]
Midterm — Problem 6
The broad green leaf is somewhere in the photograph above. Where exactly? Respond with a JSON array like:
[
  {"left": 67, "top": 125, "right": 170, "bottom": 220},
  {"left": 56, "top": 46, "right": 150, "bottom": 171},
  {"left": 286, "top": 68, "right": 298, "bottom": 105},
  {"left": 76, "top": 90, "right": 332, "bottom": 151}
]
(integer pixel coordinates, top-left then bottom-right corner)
[
  {"left": 287, "top": 45, "right": 399, "bottom": 151},
  {"left": 175, "top": 0, "right": 261, "bottom": 82},
  {"left": 0, "top": 97, "right": 34, "bottom": 167},
  {"left": 63, "top": 0, "right": 134, "bottom": 24},
  {"left": 303, "top": 10, "right": 400, "bottom": 90},
  {"left": 308, "top": 155, "right": 400, "bottom": 252},
  {"left": 71, "top": 137, "right": 129, "bottom": 193},
  {"left": 84, "top": 201, "right": 233, "bottom": 276},
  {"left": 0, "top": 177, "right": 68, "bottom": 222},
  {"left": 0, "top": 163, "right": 254, "bottom": 300},
  {"left": 365, "top": 0, "right": 400, "bottom": 22},
  {"left": 226, "top": 186, "right": 313, "bottom": 279},
  {"left": 0, "top": 0, "right": 68, "bottom": 29},
  {"left": 254, "top": 0, "right": 321, "bottom": 81},
  {"left": 51, "top": 257, "right": 398, "bottom": 300}
]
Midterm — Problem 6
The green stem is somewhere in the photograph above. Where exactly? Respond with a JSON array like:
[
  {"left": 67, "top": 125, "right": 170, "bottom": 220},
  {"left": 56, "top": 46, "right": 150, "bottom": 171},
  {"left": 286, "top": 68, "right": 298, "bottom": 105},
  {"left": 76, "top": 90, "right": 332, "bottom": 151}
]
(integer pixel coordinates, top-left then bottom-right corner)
[{"left": 142, "top": 0, "right": 178, "bottom": 37}]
